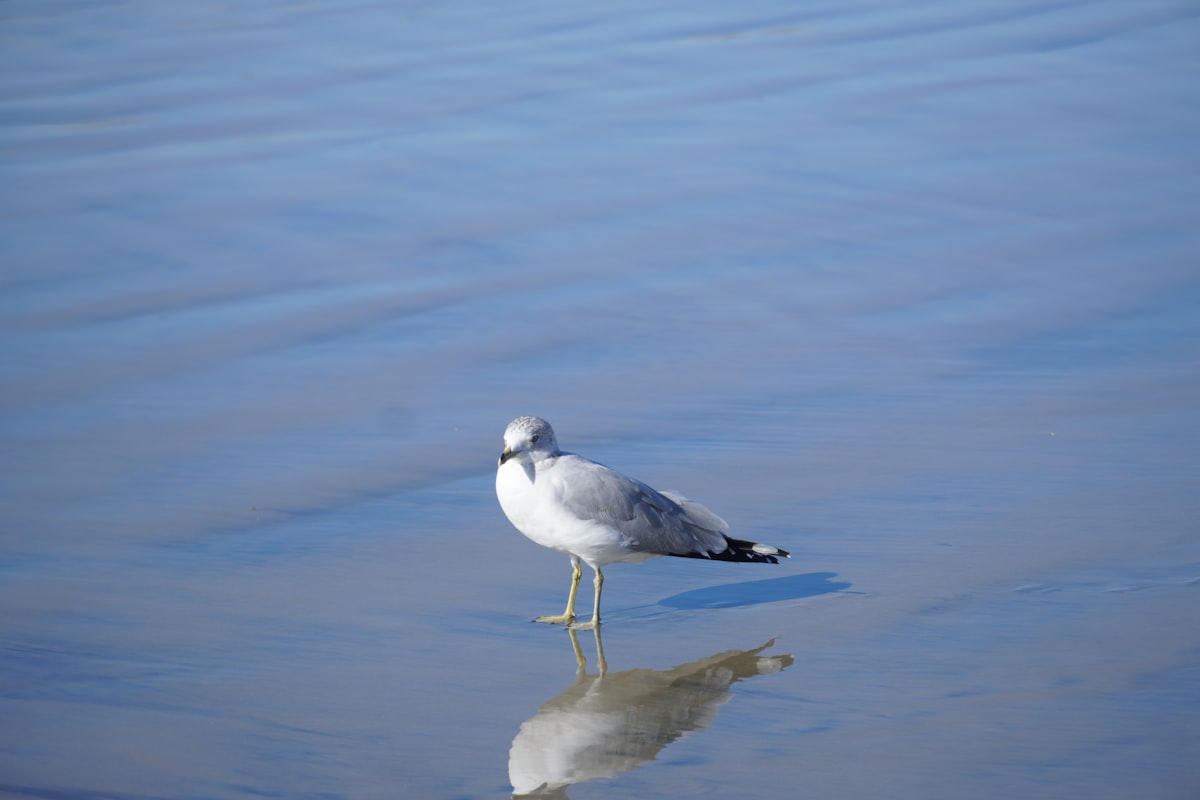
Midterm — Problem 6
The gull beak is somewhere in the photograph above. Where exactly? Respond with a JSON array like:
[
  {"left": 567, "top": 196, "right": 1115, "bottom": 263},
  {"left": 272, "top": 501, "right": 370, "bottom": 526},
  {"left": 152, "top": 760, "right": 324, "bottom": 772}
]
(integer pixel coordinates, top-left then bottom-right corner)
[{"left": 499, "top": 446, "right": 514, "bottom": 466}]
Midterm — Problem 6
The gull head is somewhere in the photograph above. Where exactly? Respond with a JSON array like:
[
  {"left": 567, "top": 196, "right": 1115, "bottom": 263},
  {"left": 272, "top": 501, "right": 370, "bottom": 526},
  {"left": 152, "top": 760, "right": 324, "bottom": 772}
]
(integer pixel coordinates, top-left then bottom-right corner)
[{"left": 499, "top": 416, "right": 560, "bottom": 466}]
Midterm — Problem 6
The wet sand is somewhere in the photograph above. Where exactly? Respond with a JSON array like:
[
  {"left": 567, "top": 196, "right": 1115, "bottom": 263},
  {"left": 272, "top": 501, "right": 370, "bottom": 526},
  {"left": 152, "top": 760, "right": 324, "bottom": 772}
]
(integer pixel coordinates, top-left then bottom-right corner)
[{"left": 2, "top": 1, "right": 1198, "bottom": 798}]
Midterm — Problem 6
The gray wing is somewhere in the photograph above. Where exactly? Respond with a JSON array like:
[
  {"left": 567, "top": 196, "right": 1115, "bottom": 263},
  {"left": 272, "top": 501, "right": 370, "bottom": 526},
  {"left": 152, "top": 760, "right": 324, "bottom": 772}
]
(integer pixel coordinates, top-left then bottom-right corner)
[{"left": 553, "top": 454, "right": 729, "bottom": 556}]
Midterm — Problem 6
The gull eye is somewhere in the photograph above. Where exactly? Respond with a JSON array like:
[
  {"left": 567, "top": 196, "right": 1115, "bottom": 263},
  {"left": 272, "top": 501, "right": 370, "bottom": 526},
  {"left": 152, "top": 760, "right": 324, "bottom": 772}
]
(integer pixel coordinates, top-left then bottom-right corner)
[{"left": 531, "top": 434, "right": 540, "bottom": 443}]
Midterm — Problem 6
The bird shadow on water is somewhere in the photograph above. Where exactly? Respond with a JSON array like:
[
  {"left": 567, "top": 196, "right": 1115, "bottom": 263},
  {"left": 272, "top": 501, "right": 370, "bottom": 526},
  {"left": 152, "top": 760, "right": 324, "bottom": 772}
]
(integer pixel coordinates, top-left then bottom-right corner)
[
  {"left": 508, "top": 628, "right": 792, "bottom": 799},
  {"left": 658, "top": 571, "right": 851, "bottom": 610}
]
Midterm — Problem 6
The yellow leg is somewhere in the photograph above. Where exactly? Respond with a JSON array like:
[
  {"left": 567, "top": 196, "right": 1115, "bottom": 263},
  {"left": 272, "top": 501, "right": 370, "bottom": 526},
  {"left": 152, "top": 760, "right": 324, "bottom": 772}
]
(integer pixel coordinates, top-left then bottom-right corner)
[
  {"left": 569, "top": 568, "right": 603, "bottom": 631},
  {"left": 536, "top": 558, "right": 581, "bottom": 624}
]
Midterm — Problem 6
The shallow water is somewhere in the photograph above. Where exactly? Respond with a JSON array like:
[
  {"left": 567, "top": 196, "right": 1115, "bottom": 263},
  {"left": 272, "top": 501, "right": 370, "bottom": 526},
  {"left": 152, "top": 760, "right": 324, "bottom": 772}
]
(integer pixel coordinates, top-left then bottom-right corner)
[{"left": 2, "top": 1, "right": 1199, "bottom": 798}]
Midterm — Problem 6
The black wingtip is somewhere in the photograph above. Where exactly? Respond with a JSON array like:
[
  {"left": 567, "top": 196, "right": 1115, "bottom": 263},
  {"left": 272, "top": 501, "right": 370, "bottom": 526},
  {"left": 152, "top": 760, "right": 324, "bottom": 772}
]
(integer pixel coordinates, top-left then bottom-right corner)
[{"left": 672, "top": 535, "right": 789, "bottom": 564}]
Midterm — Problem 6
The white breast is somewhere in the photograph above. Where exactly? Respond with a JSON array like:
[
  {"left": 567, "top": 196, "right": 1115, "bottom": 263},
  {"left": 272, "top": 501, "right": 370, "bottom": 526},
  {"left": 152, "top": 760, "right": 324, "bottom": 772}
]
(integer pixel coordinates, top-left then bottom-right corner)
[{"left": 496, "top": 458, "right": 656, "bottom": 568}]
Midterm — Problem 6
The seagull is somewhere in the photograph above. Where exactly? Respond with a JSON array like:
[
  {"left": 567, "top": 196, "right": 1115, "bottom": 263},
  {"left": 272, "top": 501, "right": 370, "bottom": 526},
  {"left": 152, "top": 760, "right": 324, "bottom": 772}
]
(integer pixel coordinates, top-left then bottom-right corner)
[{"left": 495, "top": 416, "right": 789, "bottom": 629}]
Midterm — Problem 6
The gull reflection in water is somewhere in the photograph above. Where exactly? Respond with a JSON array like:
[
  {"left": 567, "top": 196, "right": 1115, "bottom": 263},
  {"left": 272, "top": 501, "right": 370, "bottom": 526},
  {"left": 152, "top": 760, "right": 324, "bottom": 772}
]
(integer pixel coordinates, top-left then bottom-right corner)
[{"left": 509, "top": 629, "right": 792, "bottom": 798}]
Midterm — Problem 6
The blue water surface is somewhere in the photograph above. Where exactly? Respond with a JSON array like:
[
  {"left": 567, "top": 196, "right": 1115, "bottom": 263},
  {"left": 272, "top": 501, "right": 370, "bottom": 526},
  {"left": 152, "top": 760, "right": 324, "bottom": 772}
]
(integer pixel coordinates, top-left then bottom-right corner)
[{"left": 2, "top": 2, "right": 1198, "bottom": 798}]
